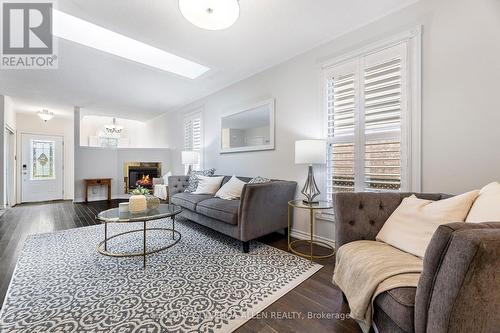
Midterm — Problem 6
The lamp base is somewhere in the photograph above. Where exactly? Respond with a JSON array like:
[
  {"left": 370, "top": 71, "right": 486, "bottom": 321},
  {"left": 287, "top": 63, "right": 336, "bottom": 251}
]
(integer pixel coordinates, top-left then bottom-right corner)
[{"left": 301, "top": 165, "right": 321, "bottom": 204}]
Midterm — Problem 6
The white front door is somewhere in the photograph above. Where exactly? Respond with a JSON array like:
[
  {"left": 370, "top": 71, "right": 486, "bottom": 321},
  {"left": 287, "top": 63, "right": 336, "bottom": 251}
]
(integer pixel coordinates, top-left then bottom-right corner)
[{"left": 21, "top": 134, "right": 63, "bottom": 203}]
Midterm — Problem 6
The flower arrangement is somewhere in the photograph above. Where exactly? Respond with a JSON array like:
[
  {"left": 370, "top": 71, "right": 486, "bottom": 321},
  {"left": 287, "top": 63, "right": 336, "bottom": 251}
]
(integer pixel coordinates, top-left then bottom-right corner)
[{"left": 131, "top": 185, "right": 150, "bottom": 196}]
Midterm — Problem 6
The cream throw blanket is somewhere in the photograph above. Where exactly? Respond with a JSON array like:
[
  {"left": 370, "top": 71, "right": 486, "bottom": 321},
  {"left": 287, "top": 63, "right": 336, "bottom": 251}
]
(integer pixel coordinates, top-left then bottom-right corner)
[{"left": 333, "top": 241, "right": 423, "bottom": 333}]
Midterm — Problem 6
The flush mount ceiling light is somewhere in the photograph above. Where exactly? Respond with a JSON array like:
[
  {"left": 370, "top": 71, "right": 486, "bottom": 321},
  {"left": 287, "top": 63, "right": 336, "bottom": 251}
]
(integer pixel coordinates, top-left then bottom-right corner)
[
  {"left": 52, "top": 9, "right": 209, "bottom": 79},
  {"left": 37, "top": 109, "right": 54, "bottom": 122},
  {"left": 179, "top": 0, "right": 240, "bottom": 30}
]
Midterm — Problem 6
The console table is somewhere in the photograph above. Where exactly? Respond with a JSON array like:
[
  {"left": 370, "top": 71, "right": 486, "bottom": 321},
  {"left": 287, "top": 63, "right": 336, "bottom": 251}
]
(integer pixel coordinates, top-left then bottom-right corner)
[{"left": 84, "top": 178, "right": 112, "bottom": 203}]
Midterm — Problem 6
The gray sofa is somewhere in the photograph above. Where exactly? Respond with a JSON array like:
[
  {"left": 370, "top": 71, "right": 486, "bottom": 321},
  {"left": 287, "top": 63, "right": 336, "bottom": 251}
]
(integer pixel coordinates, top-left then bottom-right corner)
[
  {"left": 334, "top": 192, "right": 500, "bottom": 333},
  {"left": 168, "top": 175, "right": 297, "bottom": 252}
]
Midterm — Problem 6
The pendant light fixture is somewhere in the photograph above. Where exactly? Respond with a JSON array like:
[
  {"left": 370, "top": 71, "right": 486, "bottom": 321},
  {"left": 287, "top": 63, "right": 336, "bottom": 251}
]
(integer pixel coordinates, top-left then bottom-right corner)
[
  {"left": 37, "top": 109, "right": 55, "bottom": 122},
  {"left": 179, "top": 0, "right": 240, "bottom": 30},
  {"left": 104, "top": 118, "right": 123, "bottom": 135}
]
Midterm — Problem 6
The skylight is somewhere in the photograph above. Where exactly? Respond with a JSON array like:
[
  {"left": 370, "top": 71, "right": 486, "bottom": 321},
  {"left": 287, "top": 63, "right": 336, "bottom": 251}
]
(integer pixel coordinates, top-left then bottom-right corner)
[{"left": 52, "top": 10, "right": 210, "bottom": 79}]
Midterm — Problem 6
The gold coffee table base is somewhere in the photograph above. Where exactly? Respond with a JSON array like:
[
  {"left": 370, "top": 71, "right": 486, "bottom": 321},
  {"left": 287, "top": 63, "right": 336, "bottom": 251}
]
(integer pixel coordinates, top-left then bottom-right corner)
[
  {"left": 289, "top": 239, "right": 335, "bottom": 260},
  {"left": 97, "top": 227, "right": 181, "bottom": 268}
]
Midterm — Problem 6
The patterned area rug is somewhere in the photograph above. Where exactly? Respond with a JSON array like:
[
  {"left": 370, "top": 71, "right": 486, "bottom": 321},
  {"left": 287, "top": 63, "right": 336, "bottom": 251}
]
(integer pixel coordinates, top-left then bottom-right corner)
[{"left": 0, "top": 218, "right": 322, "bottom": 332}]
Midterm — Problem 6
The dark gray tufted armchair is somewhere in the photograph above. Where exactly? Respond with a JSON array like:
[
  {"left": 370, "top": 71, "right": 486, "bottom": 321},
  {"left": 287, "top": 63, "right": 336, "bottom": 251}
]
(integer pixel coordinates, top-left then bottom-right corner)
[{"left": 333, "top": 192, "right": 500, "bottom": 333}]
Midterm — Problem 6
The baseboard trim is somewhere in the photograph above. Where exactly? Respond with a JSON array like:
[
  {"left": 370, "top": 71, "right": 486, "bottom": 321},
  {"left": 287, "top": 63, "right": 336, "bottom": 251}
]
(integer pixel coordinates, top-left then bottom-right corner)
[{"left": 290, "top": 228, "right": 336, "bottom": 248}]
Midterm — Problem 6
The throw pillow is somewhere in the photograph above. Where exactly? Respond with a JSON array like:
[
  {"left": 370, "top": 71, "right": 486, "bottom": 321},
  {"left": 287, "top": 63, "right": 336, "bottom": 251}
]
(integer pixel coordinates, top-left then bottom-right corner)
[
  {"left": 215, "top": 176, "right": 247, "bottom": 200},
  {"left": 248, "top": 176, "right": 271, "bottom": 184},
  {"left": 376, "top": 190, "right": 479, "bottom": 258},
  {"left": 192, "top": 175, "right": 224, "bottom": 195},
  {"left": 466, "top": 182, "right": 500, "bottom": 223},
  {"left": 184, "top": 169, "right": 215, "bottom": 192}
]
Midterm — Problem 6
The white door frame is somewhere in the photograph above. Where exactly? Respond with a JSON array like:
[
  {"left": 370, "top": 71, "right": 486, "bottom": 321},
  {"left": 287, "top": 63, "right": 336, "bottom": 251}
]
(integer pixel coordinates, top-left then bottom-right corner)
[
  {"left": 5, "top": 124, "right": 15, "bottom": 208},
  {"left": 19, "top": 132, "right": 65, "bottom": 203}
]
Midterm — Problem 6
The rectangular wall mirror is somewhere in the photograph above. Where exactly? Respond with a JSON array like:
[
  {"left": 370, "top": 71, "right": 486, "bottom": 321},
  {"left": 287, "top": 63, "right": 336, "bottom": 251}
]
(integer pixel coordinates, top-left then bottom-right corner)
[{"left": 220, "top": 99, "right": 275, "bottom": 154}]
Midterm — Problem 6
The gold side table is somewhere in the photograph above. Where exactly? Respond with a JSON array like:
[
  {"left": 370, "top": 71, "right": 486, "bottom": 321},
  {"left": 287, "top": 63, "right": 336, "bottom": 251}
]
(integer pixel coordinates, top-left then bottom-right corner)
[{"left": 288, "top": 200, "right": 335, "bottom": 262}]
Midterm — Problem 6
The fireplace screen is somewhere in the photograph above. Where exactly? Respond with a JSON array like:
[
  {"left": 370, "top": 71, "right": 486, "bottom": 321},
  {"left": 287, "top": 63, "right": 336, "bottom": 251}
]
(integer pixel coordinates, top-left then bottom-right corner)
[{"left": 128, "top": 167, "right": 159, "bottom": 189}]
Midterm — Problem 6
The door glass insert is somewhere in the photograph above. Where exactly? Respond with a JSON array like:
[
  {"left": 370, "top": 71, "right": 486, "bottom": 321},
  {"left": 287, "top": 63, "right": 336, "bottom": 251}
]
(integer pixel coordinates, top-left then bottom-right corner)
[{"left": 31, "top": 140, "right": 55, "bottom": 180}]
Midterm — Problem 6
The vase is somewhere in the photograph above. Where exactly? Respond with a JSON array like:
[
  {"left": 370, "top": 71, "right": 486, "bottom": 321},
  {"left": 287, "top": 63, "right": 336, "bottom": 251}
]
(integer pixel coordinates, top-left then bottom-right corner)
[{"left": 146, "top": 195, "right": 160, "bottom": 210}]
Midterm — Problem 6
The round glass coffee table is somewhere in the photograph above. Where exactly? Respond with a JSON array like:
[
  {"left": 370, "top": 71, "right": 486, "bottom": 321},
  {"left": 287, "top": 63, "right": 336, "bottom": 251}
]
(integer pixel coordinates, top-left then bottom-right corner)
[{"left": 97, "top": 204, "right": 182, "bottom": 268}]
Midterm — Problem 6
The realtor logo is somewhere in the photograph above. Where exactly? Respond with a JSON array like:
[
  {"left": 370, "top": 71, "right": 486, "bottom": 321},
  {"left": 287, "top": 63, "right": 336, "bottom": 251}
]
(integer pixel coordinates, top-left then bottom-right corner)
[{"left": 1, "top": 1, "right": 57, "bottom": 69}]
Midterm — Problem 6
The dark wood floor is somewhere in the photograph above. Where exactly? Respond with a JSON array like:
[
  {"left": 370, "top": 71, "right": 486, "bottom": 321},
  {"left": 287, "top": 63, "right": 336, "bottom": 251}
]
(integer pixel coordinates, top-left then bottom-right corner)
[{"left": 0, "top": 200, "right": 361, "bottom": 333}]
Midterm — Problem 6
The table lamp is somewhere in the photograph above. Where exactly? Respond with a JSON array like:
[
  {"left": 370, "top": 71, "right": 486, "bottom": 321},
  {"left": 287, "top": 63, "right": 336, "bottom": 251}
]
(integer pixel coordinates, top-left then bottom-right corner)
[
  {"left": 295, "top": 140, "right": 326, "bottom": 204},
  {"left": 181, "top": 151, "right": 200, "bottom": 174}
]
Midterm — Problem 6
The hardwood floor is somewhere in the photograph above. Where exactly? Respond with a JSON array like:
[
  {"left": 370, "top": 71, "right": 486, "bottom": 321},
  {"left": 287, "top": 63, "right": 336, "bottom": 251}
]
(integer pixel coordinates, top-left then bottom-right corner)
[{"left": 0, "top": 200, "right": 361, "bottom": 333}]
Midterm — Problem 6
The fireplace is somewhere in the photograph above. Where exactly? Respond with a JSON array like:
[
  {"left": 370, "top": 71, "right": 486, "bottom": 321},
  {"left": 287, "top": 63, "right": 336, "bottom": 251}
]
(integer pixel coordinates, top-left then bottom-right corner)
[{"left": 124, "top": 162, "right": 162, "bottom": 192}]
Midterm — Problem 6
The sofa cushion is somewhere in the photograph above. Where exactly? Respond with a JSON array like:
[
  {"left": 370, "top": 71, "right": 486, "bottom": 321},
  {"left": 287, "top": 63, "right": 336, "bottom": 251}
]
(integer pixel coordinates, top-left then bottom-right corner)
[
  {"left": 216, "top": 176, "right": 247, "bottom": 200},
  {"left": 221, "top": 176, "right": 252, "bottom": 186},
  {"left": 184, "top": 169, "right": 216, "bottom": 193},
  {"left": 376, "top": 191, "right": 479, "bottom": 258},
  {"left": 374, "top": 287, "right": 416, "bottom": 333},
  {"left": 171, "top": 193, "right": 213, "bottom": 211},
  {"left": 466, "top": 182, "right": 500, "bottom": 223},
  {"left": 196, "top": 198, "right": 240, "bottom": 225}
]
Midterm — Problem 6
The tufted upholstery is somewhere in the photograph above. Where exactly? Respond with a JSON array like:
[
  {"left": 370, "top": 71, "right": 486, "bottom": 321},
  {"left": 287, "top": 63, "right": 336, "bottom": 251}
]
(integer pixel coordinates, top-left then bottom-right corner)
[
  {"left": 333, "top": 192, "right": 450, "bottom": 251},
  {"left": 334, "top": 192, "right": 500, "bottom": 333},
  {"left": 168, "top": 176, "right": 190, "bottom": 197}
]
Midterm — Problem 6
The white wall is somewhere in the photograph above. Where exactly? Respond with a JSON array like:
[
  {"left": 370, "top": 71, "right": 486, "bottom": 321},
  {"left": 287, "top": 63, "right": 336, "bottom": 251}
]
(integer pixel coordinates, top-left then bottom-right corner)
[
  {"left": 15, "top": 113, "right": 74, "bottom": 202},
  {"left": 73, "top": 147, "right": 172, "bottom": 202},
  {"left": 154, "top": 0, "right": 500, "bottom": 244},
  {"left": 4, "top": 96, "right": 16, "bottom": 130},
  {"left": 1, "top": 95, "right": 16, "bottom": 208},
  {"left": 74, "top": 107, "right": 173, "bottom": 202}
]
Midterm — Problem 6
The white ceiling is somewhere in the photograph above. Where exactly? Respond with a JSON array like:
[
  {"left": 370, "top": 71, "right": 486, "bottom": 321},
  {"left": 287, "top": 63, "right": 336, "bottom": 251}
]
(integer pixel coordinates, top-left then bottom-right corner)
[{"left": 0, "top": 0, "right": 416, "bottom": 120}]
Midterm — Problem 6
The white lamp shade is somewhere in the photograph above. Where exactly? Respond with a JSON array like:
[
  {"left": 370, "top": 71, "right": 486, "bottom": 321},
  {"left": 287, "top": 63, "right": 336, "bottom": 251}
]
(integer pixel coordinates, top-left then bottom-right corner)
[
  {"left": 295, "top": 140, "right": 327, "bottom": 164},
  {"left": 182, "top": 151, "right": 200, "bottom": 165},
  {"left": 179, "top": 0, "right": 240, "bottom": 30}
]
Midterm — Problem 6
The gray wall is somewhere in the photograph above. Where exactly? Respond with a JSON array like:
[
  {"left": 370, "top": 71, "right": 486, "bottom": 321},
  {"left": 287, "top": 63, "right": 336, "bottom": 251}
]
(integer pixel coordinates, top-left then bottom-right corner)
[
  {"left": 148, "top": 0, "right": 500, "bottom": 243},
  {"left": 160, "top": 0, "right": 500, "bottom": 194}
]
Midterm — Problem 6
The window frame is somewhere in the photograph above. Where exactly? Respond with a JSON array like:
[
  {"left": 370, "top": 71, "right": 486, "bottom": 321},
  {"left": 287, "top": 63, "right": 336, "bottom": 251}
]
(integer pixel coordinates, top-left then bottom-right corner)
[{"left": 319, "top": 27, "right": 422, "bottom": 220}]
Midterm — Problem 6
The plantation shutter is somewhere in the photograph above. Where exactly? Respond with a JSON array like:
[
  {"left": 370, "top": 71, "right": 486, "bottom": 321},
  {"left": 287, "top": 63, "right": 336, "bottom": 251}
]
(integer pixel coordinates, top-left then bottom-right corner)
[
  {"left": 326, "top": 61, "right": 357, "bottom": 200},
  {"left": 364, "top": 45, "right": 405, "bottom": 191},
  {"left": 184, "top": 112, "right": 203, "bottom": 171},
  {"left": 326, "top": 42, "right": 409, "bottom": 202}
]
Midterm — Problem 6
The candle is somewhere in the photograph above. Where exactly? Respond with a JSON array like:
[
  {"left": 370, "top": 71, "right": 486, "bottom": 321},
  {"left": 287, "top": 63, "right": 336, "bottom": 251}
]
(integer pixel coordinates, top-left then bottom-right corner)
[
  {"left": 119, "top": 202, "right": 129, "bottom": 213},
  {"left": 129, "top": 195, "right": 147, "bottom": 213}
]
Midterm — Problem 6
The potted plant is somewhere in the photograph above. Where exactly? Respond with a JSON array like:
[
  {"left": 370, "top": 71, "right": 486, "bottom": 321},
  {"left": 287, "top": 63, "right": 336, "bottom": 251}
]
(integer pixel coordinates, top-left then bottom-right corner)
[{"left": 131, "top": 186, "right": 160, "bottom": 210}]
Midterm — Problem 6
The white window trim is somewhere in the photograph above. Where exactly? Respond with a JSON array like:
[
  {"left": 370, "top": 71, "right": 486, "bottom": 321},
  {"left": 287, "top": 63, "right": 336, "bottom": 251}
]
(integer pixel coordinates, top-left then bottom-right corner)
[{"left": 317, "top": 26, "right": 422, "bottom": 222}]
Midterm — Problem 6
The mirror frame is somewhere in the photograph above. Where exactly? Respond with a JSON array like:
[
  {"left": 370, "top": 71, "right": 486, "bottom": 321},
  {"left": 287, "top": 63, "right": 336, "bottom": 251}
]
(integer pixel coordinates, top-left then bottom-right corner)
[{"left": 220, "top": 98, "right": 275, "bottom": 154}]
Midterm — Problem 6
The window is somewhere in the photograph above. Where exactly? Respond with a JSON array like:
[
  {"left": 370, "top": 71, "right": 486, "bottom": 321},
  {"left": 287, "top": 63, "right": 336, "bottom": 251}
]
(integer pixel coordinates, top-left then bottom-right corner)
[
  {"left": 31, "top": 140, "right": 55, "bottom": 180},
  {"left": 324, "top": 31, "right": 421, "bottom": 204},
  {"left": 183, "top": 111, "right": 203, "bottom": 173}
]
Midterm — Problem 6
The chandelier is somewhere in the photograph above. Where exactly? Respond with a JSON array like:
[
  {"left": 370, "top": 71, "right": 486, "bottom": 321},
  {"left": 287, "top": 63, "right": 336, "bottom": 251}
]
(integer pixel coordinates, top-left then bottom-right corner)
[
  {"left": 104, "top": 118, "right": 123, "bottom": 135},
  {"left": 37, "top": 109, "right": 54, "bottom": 122}
]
